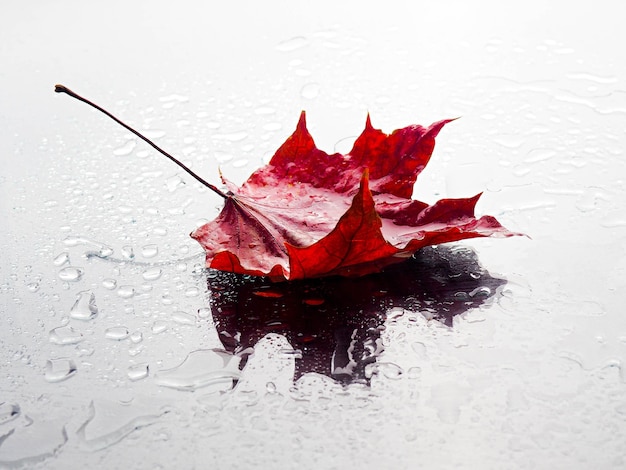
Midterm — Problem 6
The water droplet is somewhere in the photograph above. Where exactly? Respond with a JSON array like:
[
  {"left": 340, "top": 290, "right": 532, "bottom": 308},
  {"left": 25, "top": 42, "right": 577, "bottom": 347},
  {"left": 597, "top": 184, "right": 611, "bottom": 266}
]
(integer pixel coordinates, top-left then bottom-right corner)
[
  {"left": 117, "top": 286, "right": 135, "bottom": 299},
  {"left": 128, "top": 344, "right": 144, "bottom": 357},
  {"left": 407, "top": 367, "right": 421, "bottom": 380},
  {"left": 300, "top": 82, "right": 320, "bottom": 99},
  {"left": 121, "top": 245, "right": 135, "bottom": 260},
  {"left": 69, "top": 291, "right": 98, "bottom": 321},
  {"left": 102, "top": 278, "right": 117, "bottom": 290},
  {"left": 58, "top": 267, "right": 84, "bottom": 282},
  {"left": 279, "top": 348, "right": 303, "bottom": 359},
  {"left": 365, "top": 362, "right": 404, "bottom": 380},
  {"left": 469, "top": 286, "right": 491, "bottom": 298},
  {"left": 104, "top": 326, "right": 130, "bottom": 340},
  {"left": 45, "top": 358, "right": 77, "bottom": 382},
  {"left": 262, "top": 122, "right": 282, "bottom": 131},
  {"left": 184, "top": 286, "right": 199, "bottom": 297},
  {"left": 127, "top": 363, "right": 149, "bottom": 381},
  {"left": 151, "top": 320, "right": 168, "bottom": 334},
  {"left": 266, "top": 382, "right": 277, "bottom": 393},
  {"left": 172, "top": 311, "right": 195, "bottom": 325},
  {"left": 601, "top": 217, "right": 626, "bottom": 229},
  {"left": 454, "top": 291, "right": 469, "bottom": 300},
  {"left": 255, "top": 106, "right": 276, "bottom": 115},
  {"left": 214, "top": 151, "right": 234, "bottom": 163},
  {"left": 232, "top": 159, "right": 249, "bottom": 168},
  {"left": 197, "top": 308, "right": 211, "bottom": 319},
  {"left": 142, "top": 129, "right": 166, "bottom": 139},
  {"left": 216, "top": 131, "right": 248, "bottom": 142},
  {"left": 76, "top": 343, "right": 95, "bottom": 357},
  {"left": 130, "top": 331, "right": 143, "bottom": 343},
  {"left": 154, "top": 349, "right": 241, "bottom": 391},
  {"left": 86, "top": 245, "right": 114, "bottom": 259},
  {"left": 142, "top": 267, "right": 162, "bottom": 281},
  {"left": 49, "top": 325, "right": 84, "bottom": 345},
  {"left": 493, "top": 134, "right": 525, "bottom": 149},
  {"left": 334, "top": 136, "right": 357, "bottom": 154},
  {"left": 524, "top": 148, "right": 556, "bottom": 164},
  {"left": 0, "top": 402, "right": 20, "bottom": 425},
  {"left": 26, "top": 282, "right": 40, "bottom": 293},
  {"left": 53, "top": 252, "right": 70, "bottom": 267},
  {"left": 275, "top": 36, "right": 308, "bottom": 52},
  {"left": 113, "top": 139, "right": 136, "bottom": 156},
  {"left": 142, "top": 244, "right": 158, "bottom": 258},
  {"left": 166, "top": 174, "right": 186, "bottom": 192}
]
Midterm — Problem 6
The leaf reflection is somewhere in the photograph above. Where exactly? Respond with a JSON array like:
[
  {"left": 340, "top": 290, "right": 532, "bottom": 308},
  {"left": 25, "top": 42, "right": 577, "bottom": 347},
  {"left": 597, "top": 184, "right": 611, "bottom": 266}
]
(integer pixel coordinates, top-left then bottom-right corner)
[{"left": 207, "top": 245, "right": 505, "bottom": 385}]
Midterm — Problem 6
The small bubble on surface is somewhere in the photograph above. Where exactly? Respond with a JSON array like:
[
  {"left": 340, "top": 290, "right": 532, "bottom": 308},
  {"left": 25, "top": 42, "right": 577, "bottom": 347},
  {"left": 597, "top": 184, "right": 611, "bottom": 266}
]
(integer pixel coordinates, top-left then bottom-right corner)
[
  {"left": 104, "top": 326, "right": 130, "bottom": 340},
  {"left": 142, "top": 267, "right": 162, "bottom": 281},
  {"left": 58, "top": 267, "right": 84, "bottom": 282},
  {"left": 45, "top": 358, "right": 77, "bottom": 382},
  {"left": 102, "top": 278, "right": 117, "bottom": 290},
  {"left": 69, "top": 290, "right": 98, "bottom": 321},
  {"left": 49, "top": 325, "right": 84, "bottom": 345},
  {"left": 127, "top": 363, "right": 149, "bottom": 381}
]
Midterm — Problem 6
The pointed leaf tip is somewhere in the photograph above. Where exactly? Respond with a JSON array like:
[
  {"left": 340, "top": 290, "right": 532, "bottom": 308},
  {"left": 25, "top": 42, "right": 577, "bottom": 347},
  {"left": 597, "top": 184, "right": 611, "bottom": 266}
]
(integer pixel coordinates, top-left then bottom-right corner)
[{"left": 297, "top": 110, "right": 307, "bottom": 129}]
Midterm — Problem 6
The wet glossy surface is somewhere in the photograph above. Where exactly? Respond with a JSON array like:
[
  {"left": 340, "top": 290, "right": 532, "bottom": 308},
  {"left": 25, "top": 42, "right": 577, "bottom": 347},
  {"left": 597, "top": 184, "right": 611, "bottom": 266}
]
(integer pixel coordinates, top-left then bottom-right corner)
[{"left": 1, "top": 1, "right": 626, "bottom": 468}]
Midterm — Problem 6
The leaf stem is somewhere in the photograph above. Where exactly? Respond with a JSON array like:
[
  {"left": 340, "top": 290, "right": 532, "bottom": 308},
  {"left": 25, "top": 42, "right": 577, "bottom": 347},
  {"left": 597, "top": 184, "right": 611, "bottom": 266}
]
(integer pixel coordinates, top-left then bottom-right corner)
[{"left": 54, "top": 84, "right": 228, "bottom": 199}]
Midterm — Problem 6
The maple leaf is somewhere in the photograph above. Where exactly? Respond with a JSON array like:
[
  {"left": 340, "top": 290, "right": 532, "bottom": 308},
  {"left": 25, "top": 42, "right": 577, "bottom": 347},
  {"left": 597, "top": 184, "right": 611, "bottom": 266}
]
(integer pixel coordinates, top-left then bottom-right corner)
[
  {"left": 191, "top": 112, "right": 519, "bottom": 281},
  {"left": 54, "top": 86, "right": 520, "bottom": 281}
]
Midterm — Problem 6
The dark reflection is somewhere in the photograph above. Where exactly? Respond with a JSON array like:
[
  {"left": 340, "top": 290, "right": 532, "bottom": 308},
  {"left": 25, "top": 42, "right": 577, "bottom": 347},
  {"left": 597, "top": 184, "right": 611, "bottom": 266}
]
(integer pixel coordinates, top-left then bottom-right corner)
[{"left": 207, "top": 245, "right": 505, "bottom": 384}]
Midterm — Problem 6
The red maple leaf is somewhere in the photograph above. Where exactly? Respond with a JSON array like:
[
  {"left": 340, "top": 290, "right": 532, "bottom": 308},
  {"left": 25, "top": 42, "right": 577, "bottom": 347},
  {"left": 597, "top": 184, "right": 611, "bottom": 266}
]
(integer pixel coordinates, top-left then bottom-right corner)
[
  {"left": 191, "top": 112, "right": 518, "bottom": 280},
  {"left": 55, "top": 86, "right": 520, "bottom": 281}
]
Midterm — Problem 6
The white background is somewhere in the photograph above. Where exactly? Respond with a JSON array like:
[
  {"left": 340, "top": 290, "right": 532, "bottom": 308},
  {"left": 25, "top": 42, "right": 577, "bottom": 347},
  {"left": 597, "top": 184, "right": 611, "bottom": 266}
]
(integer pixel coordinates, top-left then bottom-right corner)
[{"left": 1, "top": 1, "right": 625, "bottom": 468}]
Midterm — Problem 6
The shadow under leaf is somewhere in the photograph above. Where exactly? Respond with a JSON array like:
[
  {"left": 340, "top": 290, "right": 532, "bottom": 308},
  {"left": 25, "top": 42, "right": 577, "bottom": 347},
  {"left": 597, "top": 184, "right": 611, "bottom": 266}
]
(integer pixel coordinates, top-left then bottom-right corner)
[{"left": 207, "top": 245, "right": 505, "bottom": 385}]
